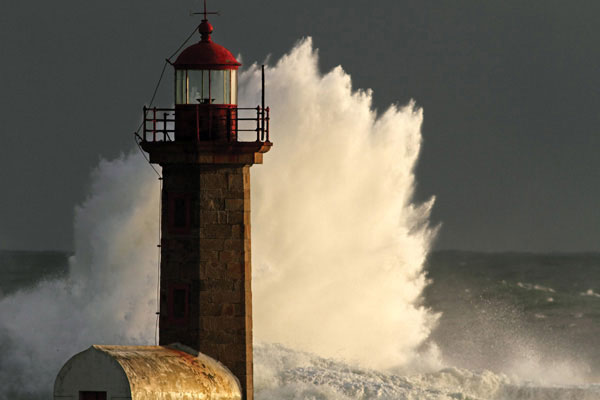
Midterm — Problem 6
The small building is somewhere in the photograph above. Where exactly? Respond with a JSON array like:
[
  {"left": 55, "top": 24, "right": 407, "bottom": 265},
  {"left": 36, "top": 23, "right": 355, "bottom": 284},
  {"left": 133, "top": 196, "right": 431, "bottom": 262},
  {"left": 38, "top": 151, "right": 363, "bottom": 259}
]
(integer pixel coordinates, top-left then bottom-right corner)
[{"left": 54, "top": 344, "right": 241, "bottom": 400}]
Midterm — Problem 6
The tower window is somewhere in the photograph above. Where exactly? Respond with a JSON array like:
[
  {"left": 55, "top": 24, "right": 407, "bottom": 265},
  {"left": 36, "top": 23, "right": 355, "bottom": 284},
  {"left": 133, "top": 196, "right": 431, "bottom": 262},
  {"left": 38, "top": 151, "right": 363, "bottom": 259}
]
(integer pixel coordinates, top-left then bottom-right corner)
[
  {"left": 173, "top": 288, "right": 187, "bottom": 319},
  {"left": 168, "top": 284, "right": 190, "bottom": 323},
  {"left": 167, "top": 193, "right": 192, "bottom": 233},
  {"left": 173, "top": 197, "right": 187, "bottom": 228}
]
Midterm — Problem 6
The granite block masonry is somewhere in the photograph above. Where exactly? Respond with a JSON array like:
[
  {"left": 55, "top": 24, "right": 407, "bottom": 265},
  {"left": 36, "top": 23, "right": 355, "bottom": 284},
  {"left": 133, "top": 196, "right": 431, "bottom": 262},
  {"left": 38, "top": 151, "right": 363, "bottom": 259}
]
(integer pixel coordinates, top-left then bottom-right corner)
[{"left": 159, "top": 164, "right": 254, "bottom": 398}]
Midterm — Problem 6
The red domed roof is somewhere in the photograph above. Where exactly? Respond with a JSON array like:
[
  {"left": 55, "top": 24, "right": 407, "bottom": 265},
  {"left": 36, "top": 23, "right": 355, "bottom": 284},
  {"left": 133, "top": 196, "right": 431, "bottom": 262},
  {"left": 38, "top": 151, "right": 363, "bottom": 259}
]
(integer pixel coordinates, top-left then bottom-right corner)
[{"left": 173, "top": 20, "right": 241, "bottom": 70}]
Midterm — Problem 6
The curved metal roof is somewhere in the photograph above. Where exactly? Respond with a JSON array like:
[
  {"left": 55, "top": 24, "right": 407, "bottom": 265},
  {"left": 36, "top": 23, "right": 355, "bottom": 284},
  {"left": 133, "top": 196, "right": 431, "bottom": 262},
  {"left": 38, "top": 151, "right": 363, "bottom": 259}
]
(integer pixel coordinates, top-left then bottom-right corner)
[
  {"left": 56, "top": 344, "right": 242, "bottom": 400},
  {"left": 173, "top": 20, "right": 241, "bottom": 70},
  {"left": 100, "top": 345, "right": 241, "bottom": 399}
]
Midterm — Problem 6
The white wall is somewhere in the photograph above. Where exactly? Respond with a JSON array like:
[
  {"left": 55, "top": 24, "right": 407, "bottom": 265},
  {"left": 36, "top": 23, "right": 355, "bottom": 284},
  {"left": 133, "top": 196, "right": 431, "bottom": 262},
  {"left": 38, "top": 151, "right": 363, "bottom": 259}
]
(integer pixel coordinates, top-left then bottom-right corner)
[{"left": 54, "top": 347, "right": 132, "bottom": 400}]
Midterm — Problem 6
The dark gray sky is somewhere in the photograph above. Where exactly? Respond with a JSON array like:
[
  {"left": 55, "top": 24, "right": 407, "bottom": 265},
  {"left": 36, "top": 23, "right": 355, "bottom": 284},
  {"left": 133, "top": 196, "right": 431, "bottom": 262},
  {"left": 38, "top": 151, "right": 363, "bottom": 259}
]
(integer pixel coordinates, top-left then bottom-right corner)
[{"left": 1, "top": 0, "right": 598, "bottom": 252}]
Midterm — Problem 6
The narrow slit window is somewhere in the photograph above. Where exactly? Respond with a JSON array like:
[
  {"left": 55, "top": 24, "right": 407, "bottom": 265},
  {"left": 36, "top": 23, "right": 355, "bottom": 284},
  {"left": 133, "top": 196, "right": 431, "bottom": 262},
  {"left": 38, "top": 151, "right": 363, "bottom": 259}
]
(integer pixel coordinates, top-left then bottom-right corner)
[
  {"left": 173, "top": 289, "right": 188, "bottom": 319},
  {"left": 169, "top": 284, "right": 190, "bottom": 322},
  {"left": 168, "top": 193, "right": 192, "bottom": 233},
  {"left": 173, "top": 197, "right": 187, "bottom": 228}
]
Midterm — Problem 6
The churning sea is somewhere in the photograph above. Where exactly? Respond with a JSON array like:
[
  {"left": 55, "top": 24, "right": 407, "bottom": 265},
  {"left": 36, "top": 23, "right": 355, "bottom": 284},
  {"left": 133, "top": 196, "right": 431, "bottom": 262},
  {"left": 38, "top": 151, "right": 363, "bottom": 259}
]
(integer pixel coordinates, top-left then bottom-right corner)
[{"left": 1, "top": 250, "right": 599, "bottom": 399}]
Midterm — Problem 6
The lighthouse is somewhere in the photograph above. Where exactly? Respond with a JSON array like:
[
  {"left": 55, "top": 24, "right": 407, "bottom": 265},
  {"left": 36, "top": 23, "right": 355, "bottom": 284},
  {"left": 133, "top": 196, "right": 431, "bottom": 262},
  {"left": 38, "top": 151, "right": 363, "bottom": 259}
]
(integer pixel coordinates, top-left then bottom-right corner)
[
  {"left": 140, "top": 10, "right": 271, "bottom": 400},
  {"left": 139, "top": 9, "right": 271, "bottom": 400},
  {"left": 54, "top": 7, "right": 270, "bottom": 400}
]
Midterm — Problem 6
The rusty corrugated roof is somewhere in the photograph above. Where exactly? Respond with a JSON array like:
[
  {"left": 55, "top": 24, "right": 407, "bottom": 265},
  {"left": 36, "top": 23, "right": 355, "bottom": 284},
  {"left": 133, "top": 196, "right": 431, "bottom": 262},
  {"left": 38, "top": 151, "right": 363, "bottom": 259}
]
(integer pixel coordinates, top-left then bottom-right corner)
[{"left": 94, "top": 344, "right": 241, "bottom": 400}]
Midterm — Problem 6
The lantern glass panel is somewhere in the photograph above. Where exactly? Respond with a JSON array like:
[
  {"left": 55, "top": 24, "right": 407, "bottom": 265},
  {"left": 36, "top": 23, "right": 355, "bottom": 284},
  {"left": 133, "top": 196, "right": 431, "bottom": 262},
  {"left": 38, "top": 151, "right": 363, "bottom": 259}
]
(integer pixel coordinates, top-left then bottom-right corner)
[
  {"left": 231, "top": 70, "right": 237, "bottom": 105},
  {"left": 175, "top": 69, "right": 237, "bottom": 104},
  {"left": 175, "top": 70, "right": 186, "bottom": 104},
  {"left": 224, "top": 71, "right": 230, "bottom": 104},
  {"left": 188, "top": 70, "right": 211, "bottom": 104},
  {"left": 211, "top": 70, "right": 226, "bottom": 104}
]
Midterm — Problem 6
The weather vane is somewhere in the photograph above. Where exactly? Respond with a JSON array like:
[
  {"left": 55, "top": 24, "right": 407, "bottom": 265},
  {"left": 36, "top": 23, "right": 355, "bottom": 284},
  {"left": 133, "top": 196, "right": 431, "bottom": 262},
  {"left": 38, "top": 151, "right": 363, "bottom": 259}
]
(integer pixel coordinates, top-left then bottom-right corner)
[{"left": 190, "top": 0, "right": 220, "bottom": 20}]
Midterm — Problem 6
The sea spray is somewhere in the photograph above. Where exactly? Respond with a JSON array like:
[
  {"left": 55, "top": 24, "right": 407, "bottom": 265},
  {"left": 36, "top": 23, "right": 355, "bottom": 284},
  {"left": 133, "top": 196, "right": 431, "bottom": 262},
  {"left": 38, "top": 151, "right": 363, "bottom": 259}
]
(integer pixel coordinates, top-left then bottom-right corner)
[
  {"left": 0, "top": 154, "right": 159, "bottom": 399},
  {"left": 0, "top": 38, "right": 436, "bottom": 397},
  {"left": 245, "top": 38, "right": 437, "bottom": 369}
]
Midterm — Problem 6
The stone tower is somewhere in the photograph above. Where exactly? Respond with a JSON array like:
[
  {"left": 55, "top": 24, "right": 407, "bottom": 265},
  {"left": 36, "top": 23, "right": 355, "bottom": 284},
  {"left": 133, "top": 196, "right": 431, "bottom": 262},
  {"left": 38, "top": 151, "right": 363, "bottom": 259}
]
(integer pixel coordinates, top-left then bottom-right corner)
[{"left": 139, "top": 14, "right": 271, "bottom": 400}]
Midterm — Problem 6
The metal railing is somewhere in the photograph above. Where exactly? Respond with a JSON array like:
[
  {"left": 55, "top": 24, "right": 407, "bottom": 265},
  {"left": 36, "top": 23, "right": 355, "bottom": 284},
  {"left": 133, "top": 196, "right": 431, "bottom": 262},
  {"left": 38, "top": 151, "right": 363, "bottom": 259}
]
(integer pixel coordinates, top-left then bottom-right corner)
[
  {"left": 142, "top": 107, "right": 174, "bottom": 142},
  {"left": 141, "top": 105, "right": 270, "bottom": 143}
]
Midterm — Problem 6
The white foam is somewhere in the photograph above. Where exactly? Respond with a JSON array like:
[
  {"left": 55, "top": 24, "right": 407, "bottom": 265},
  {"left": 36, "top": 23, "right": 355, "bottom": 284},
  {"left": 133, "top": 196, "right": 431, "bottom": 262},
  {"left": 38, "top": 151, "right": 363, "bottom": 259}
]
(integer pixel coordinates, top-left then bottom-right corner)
[
  {"left": 245, "top": 38, "right": 438, "bottom": 370},
  {"left": 516, "top": 282, "right": 556, "bottom": 293},
  {"left": 255, "top": 343, "right": 600, "bottom": 400},
  {"left": 0, "top": 154, "right": 159, "bottom": 397},
  {"left": 581, "top": 289, "right": 600, "bottom": 298}
]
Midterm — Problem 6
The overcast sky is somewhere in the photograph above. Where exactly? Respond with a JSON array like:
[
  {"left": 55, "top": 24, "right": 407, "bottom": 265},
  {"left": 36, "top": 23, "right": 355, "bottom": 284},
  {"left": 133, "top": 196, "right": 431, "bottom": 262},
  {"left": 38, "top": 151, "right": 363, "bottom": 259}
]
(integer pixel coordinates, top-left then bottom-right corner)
[{"left": 1, "top": 0, "right": 598, "bottom": 252}]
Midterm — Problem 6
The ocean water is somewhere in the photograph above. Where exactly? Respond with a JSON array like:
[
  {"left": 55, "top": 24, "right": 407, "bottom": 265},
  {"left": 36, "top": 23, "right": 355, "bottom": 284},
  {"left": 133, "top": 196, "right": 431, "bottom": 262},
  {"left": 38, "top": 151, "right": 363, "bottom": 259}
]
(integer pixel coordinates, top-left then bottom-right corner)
[
  {"left": 424, "top": 251, "right": 600, "bottom": 383},
  {"left": 1, "top": 250, "right": 599, "bottom": 399}
]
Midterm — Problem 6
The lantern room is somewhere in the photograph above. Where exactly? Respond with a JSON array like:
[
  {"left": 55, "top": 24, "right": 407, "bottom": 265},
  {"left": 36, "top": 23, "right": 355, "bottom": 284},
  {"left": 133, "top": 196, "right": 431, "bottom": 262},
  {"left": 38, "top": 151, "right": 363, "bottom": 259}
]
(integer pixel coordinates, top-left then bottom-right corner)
[
  {"left": 173, "top": 19, "right": 240, "bottom": 105},
  {"left": 140, "top": 14, "right": 271, "bottom": 150}
]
